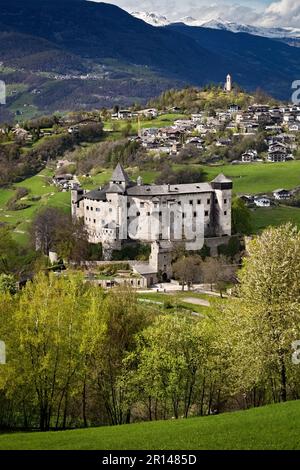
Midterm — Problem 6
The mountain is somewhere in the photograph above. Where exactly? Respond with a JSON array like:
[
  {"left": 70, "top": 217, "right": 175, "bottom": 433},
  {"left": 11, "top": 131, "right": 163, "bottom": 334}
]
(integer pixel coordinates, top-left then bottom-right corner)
[
  {"left": 168, "top": 22, "right": 300, "bottom": 96},
  {"left": 133, "top": 11, "right": 300, "bottom": 45},
  {"left": 131, "top": 11, "right": 170, "bottom": 27},
  {"left": 1, "top": 0, "right": 300, "bottom": 120},
  {"left": 197, "top": 18, "right": 300, "bottom": 45}
]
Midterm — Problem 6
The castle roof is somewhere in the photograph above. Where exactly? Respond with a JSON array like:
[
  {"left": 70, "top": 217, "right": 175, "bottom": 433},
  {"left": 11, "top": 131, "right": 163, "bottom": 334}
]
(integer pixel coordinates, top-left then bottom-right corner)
[
  {"left": 127, "top": 182, "right": 213, "bottom": 197},
  {"left": 106, "top": 183, "right": 125, "bottom": 194},
  {"left": 111, "top": 163, "right": 130, "bottom": 183},
  {"left": 211, "top": 174, "right": 232, "bottom": 184},
  {"left": 85, "top": 189, "right": 107, "bottom": 201}
]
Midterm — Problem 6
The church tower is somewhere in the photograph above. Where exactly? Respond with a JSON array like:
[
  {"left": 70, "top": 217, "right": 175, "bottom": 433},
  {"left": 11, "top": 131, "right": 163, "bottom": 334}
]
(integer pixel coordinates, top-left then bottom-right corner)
[{"left": 225, "top": 74, "right": 232, "bottom": 93}]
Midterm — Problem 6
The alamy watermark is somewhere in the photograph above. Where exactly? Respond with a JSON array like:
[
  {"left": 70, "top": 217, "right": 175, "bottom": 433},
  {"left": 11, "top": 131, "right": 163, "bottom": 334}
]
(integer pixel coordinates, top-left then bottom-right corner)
[
  {"left": 0, "top": 80, "right": 6, "bottom": 105},
  {"left": 291, "top": 80, "right": 300, "bottom": 105},
  {"left": 118, "top": 202, "right": 205, "bottom": 252}
]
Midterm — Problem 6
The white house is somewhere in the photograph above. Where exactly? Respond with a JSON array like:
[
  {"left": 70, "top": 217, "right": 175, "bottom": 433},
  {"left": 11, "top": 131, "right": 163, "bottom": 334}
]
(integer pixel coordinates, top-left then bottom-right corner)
[
  {"left": 273, "top": 189, "right": 292, "bottom": 200},
  {"left": 254, "top": 196, "right": 272, "bottom": 207}
]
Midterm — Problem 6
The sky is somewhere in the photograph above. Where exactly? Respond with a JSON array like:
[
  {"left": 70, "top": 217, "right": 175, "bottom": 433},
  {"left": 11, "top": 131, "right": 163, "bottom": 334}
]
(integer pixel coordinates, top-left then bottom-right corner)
[{"left": 92, "top": 0, "right": 300, "bottom": 28}]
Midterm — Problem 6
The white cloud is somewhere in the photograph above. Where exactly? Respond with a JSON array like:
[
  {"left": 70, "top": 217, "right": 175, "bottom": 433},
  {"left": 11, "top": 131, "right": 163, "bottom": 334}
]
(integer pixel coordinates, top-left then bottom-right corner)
[
  {"left": 262, "top": 0, "right": 300, "bottom": 28},
  {"left": 92, "top": 0, "right": 300, "bottom": 28}
]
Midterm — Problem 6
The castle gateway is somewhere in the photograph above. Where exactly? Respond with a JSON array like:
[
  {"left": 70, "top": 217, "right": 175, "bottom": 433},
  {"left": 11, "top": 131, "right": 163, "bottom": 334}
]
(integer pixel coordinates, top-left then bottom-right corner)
[{"left": 71, "top": 164, "right": 232, "bottom": 259}]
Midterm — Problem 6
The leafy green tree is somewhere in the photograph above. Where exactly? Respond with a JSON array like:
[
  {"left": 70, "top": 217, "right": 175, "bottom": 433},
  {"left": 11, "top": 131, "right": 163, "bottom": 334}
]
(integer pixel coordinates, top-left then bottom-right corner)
[
  {"left": 0, "top": 273, "right": 106, "bottom": 430},
  {"left": 224, "top": 224, "right": 300, "bottom": 404},
  {"left": 232, "top": 197, "right": 252, "bottom": 235}
]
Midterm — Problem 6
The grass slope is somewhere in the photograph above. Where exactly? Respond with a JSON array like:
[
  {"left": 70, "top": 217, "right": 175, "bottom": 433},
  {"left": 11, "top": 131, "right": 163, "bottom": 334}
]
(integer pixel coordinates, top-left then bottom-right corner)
[
  {"left": 0, "top": 169, "right": 70, "bottom": 245},
  {"left": 1, "top": 401, "right": 300, "bottom": 450},
  {"left": 203, "top": 161, "right": 300, "bottom": 195}
]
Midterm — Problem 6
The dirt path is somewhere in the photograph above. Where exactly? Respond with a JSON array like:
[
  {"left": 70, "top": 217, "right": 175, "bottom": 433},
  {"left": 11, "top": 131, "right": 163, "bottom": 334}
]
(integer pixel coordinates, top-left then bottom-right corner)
[{"left": 181, "top": 297, "right": 210, "bottom": 307}]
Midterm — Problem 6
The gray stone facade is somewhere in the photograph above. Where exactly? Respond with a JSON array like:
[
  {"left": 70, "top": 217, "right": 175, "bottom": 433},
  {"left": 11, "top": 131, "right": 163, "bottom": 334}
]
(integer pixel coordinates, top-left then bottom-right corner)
[{"left": 72, "top": 164, "right": 233, "bottom": 270}]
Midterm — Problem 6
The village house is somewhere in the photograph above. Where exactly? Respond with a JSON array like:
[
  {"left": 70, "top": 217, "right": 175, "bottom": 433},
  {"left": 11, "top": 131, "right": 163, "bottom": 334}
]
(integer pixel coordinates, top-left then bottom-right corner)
[
  {"left": 241, "top": 149, "right": 258, "bottom": 163},
  {"left": 273, "top": 189, "right": 292, "bottom": 200},
  {"left": 254, "top": 196, "right": 272, "bottom": 207}
]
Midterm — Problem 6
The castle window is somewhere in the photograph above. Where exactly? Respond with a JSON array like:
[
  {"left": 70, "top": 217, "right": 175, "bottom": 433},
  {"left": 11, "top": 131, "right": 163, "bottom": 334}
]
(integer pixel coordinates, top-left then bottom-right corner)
[
  {"left": 215, "top": 199, "right": 218, "bottom": 204},
  {"left": 207, "top": 199, "right": 211, "bottom": 205},
  {"left": 140, "top": 202, "right": 144, "bottom": 207},
  {"left": 193, "top": 212, "right": 197, "bottom": 218},
  {"left": 90, "top": 207, "right": 93, "bottom": 211},
  {"left": 197, "top": 200, "right": 201, "bottom": 205},
  {"left": 86, "top": 206, "right": 89, "bottom": 210},
  {"left": 224, "top": 211, "right": 227, "bottom": 216},
  {"left": 183, "top": 213, "right": 185, "bottom": 219},
  {"left": 205, "top": 211, "right": 209, "bottom": 217},
  {"left": 127, "top": 202, "right": 130, "bottom": 208},
  {"left": 159, "top": 211, "right": 162, "bottom": 216},
  {"left": 147, "top": 212, "right": 150, "bottom": 216},
  {"left": 93, "top": 219, "right": 96, "bottom": 224},
  {"left": 189, "top": 200, "right": 193, "bottom": 205},
  {"left": 96, "top": 208, "right": 100, "bottom": 213},
  {"left": 224, "top": 199, "right": 227, "bottom": 204},
  {"left": 178, "top": 201, "right": 182, "bottom": 206},
  {"left": 137, "top": 212, "right": 140, "bottom": 216}
]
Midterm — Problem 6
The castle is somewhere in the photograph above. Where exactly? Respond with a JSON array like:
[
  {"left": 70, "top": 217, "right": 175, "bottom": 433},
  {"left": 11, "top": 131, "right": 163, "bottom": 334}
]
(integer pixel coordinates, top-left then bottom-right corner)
[{"left": 71, "top": 165, "right": 232, "bottom": 282}]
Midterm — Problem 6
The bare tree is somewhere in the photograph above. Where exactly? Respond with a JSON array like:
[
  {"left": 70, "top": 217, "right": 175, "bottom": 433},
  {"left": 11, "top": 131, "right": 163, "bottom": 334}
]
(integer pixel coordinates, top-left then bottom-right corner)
[
  {"left": 173, "top": 255, "right": 203, "bottom": 291},
  {"left": 202, "top": 256, "right": 235, "bottom": 297}
]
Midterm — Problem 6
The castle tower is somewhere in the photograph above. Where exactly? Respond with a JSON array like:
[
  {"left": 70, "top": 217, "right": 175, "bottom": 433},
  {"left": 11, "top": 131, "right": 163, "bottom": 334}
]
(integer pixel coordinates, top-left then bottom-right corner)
[
  {"left": 149, "top": 241, "right": 173, "bottom": 281},
  {"left": 110, "top": 163, "right": 131, "bottom": 191},
  {"left": 225, "top": 74, "right": 232, "bottom": 93},
  {"left": 211, "top": 174, "right": 233, "bottom": 237}
]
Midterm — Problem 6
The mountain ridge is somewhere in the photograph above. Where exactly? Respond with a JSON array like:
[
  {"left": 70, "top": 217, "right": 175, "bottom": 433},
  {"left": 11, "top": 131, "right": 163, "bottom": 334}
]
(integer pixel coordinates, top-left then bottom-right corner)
[
  {"left": 132, "top": 10, "right": 300, "bottom": 44},
  {"left": 1, "top": 0, "right": 300, "bottom": 119}
]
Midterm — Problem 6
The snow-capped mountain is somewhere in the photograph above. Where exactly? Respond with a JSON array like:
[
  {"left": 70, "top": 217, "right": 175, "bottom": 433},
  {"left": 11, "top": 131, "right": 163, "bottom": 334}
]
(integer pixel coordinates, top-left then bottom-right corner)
[
  {"left": 131, "top": 12, "right": 300, "bottom": 43},
  {"left": 198, "top": 18, "right": 300, "bottom": 40},
  {"left": 131, "top": 12, "right": 170, "bottom": 27}
]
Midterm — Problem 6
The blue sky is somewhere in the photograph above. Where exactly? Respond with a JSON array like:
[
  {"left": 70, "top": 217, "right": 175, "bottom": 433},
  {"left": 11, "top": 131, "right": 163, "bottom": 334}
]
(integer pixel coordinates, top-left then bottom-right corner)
[{"left": 93, "top": 0, "right": 300, "bottom": 27}]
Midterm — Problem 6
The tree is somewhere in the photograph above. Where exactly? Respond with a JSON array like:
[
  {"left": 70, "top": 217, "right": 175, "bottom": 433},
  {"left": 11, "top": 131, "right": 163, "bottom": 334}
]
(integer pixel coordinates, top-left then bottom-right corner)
[
  {"left": 235, "top": 224, "right": 300, "bottom": 403},
  {"left": 91, "top": 287, "right": 152, "bottom": 425},
  {"left": 128, "top": 314, "right": 226, "bottom": 420},
  {"left": 155, "top": 165, "right": 206, "bottom": 185},
  {"left": 0, "top": 273, "right": 106, "bottom": 430},
  {"left": 0, "top": 226, "right": 20, "bottom": 274},
  {"left": 173, "top": 255, "right": 202, "bottom": 290},
  {"left": 30, "top": 208, "right": 89, "bottom": 261},
  {"left": 202, "top": 256, "right": 234, "bottom": 296},
  {"left": 232, "top": 198, "right": 252, "bottom": 235}
]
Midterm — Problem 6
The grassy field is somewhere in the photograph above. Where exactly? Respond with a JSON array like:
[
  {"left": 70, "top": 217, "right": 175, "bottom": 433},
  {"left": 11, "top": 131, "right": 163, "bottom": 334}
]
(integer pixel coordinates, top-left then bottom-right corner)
[
  {"left": 1, "top": 401, "right": 300, "bottom": 450},
  {"left": 251, "top": 206, "right": 300, "bottom": 232},
  {"left": 104, "top": 113, "right": 189, "bottom": 136},
  {"left": 137, "top": 291, "right": 218, "bottom": 315},
  {"left": 0, "top": 170, "right": 70, "bottom": 245},
  {"left": 202, "top": 161, "right": 300, "bottom": 195}
]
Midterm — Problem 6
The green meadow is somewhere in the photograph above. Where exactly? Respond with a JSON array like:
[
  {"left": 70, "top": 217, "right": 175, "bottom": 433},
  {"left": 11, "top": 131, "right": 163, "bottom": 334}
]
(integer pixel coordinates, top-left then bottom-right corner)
[
  {"left": 202, "top": 160, "right": 300, "bottom": 195},
  {"left": 0, "top": 170, "right": 70, "bottom": 245},
  {"left": 1, "top": 401, "right": 300, "bottom": 450}
]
